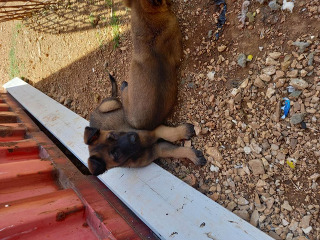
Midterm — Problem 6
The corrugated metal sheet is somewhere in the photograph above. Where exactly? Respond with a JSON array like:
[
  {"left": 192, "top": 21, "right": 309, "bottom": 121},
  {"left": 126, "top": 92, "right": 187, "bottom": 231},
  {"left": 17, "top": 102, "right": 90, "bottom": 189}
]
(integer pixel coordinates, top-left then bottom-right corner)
[{"left": 0, "top": 92, "right": 157, "bottom": 240}]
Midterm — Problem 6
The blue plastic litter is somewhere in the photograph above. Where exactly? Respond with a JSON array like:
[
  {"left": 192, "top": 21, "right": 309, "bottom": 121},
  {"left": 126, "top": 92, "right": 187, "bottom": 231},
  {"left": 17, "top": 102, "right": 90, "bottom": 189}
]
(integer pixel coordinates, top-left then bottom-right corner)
[
  {"left": 214, "top": 0, "right": 227, "bottom": 40},
  {"left": 281, "top": 97, "right": 290, "bottom": 119}
]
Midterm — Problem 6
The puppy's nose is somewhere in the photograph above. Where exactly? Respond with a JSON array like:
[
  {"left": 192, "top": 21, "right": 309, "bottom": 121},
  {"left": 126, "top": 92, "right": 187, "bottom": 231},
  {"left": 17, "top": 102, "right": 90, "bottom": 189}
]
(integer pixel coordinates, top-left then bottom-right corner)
[{"left": 88, "top": 156, "right": 106, "bottom": 176}]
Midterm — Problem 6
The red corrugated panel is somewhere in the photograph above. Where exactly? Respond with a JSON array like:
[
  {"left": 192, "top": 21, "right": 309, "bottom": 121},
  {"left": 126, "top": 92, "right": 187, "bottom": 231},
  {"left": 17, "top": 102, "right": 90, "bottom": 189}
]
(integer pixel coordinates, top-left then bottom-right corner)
[{"left": 0, "top": 92, "right": 157, "bottom": 240}]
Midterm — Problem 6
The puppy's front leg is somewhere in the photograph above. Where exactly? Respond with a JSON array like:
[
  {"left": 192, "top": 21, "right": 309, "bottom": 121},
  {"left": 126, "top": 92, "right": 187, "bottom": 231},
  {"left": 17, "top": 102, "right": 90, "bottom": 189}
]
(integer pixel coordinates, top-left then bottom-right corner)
[
  {"left": 137, "top": 123, "right": 195, "bottom": 148},
  {"left": 126, "top": 141, "right": 207, "bottom": 167}
]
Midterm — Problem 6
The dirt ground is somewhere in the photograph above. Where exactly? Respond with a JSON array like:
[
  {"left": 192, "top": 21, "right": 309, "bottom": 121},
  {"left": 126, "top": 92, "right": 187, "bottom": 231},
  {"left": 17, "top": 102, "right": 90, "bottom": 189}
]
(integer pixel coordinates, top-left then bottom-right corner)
[{"left": 0, "top": 0, "right": 320, "bottom": 239}]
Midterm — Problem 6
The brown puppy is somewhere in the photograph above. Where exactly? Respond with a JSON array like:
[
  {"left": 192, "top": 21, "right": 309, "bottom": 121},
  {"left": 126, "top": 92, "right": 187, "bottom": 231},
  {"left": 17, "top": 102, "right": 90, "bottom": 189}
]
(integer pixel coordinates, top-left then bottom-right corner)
[
  {"left": 121, "top": 0, "right": 182, "bottom": 130},
  {"left": 84, "top": 0, "right": 206, "bottom": 176},
  {"left": 85, "top": 75, "right": 206, "bottom": 176}
]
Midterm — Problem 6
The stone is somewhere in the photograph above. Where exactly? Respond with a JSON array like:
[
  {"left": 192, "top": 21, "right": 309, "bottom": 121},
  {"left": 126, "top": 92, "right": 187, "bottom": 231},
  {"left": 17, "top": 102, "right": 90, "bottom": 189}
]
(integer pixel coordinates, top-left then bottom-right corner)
[
  {"left": 292, "top": 41, "right": 311, "bottom": 53},
  {"left": 238, "top": 197, "right": 249, "bottom": 205},
  {"left": 183, "top": 174, "right": 197, "bottom": 187},
  {"left": 248, "top": 159, "right": 265, "bottom": 175},
  {"left": 269, "top": 0, "right": 281, "bottom": 10},
  {"left": 206, "top": 147, "right": 223, "bottom": 162},
  {"left": 289, "top": 90, "right": 302, "bottom": 98},
  {"left": 282, "top": 200, "right": 293, "bottom": 211},
  {"left": 274, "top": 70, "right": 285, "bottom": 81},
  {"left": 238, "top": 53, "right": 247, "bottom": 68},
  {"left": 290, "top": 78, "right": 308, "bottom": 90},
  {"left": 227, "top": 201, "right": 237, "bottom": 211},
  {"left": 281, "top": 55, "right": 292, "bottom": 71},
  {"left": 302, "top": 226, "right": 312, "bottom": 234},
  {"left": 290, "top": 113, "right": 306, "bottom": 124},
  {"left": 250, "top": 210, "right": 259, "bottom": 226},
  {"left": 233, "top": 210, "right": 250, "bottom": 221},
  {"left": 210, "top": 165, "right": 220, "bottom": 172},
  {"left": 300, "top": 215, "right": 312, "bottom": 229},
  {"left": 218, "top": 45, "right": 227, "bottom": 52},
  {"left": 266, "top": 87, "right": 275, "bottom": 98},
  {"left": 262, "top": 66, "right": 276, "bottom": 75},
  {"left": 244, "top": 146, "right": 251, "bottom": 154},
  {"left": 287, "top": 69, "right": 298, "bottom": 78},
  {"left": 254, "top": 77, "right": 265, "bottom": 88},
  {"left": 207, "top": 71, "right": 216, "bottom": 80},
  {"left": 250, "top": 142, "right": 262, "bottom": 154},
  {"left": 259, "top": 74, "right": 271, "bottom": 82},
  {"left": 266, "top": 57, "right": 279, "bottom": 66},
  {"left": 269, "top": 52, "right": 281, "bottom": 59}
]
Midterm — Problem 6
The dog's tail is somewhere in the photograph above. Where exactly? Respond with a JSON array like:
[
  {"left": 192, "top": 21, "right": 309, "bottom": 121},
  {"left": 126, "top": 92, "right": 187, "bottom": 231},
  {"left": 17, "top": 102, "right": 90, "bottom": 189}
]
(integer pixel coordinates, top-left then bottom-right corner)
[{"left": 109, "top": 73, "right": 118, "bottom": 98}]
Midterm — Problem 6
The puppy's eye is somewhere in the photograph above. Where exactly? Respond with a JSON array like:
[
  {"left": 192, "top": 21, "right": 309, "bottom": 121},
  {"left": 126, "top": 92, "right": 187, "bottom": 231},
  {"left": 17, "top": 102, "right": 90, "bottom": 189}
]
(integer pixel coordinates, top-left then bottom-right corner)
[{"left": 110, "top": 149, "right": 118, "bottom": 159}]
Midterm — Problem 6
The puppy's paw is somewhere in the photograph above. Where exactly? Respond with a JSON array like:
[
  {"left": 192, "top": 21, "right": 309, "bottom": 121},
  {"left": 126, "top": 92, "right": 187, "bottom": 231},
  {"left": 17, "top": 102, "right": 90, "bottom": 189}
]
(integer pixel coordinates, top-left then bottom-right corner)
[
  {"left": 182, "top": 123, "right": 195, "bottom": 139},
  {"left": 193, "top": 150, "right": 207, "bottom": 166}
]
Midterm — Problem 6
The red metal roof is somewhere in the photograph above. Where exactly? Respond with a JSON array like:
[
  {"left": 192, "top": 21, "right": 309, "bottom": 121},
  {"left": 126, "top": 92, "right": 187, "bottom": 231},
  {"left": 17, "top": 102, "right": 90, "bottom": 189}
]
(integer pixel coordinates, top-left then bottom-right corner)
[{"left": 0, "top": 92, "right": 157, "bottom": 240}]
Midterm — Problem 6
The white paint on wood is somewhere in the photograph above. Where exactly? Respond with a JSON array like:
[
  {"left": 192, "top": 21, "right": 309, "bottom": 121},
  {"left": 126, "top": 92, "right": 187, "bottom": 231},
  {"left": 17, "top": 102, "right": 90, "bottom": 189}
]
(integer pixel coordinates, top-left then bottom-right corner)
[{"left": 4, "top": 78, "right": 273, "bottom": 240}]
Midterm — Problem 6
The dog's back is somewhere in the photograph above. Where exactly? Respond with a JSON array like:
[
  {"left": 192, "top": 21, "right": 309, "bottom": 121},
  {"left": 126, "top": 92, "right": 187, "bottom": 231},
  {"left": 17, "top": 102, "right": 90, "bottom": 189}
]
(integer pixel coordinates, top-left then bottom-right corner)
[{"left": 121, "top": 0, "right": 182, "bottom": 130}]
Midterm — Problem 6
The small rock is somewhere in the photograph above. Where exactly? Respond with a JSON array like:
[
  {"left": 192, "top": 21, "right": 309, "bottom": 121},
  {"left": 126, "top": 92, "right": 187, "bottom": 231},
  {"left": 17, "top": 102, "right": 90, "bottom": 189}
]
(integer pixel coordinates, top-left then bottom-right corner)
[
  {"left": 194, "top": 126, "right": 201, "bottom": 135},
  {"left": 269, "top": 0, "right": 281, "bottom": 10},
  {"left": 289, "top": 90, "right": 302, "bottom": 98},
  {"left": 218, "top": 45, "right": 227, "bottom": 52},
  {"left": 262, "top": 66, "right": 276, "bottom": 75},
  {"left": 250, "top": 142, "right": 262, "bottom": 154},
  {"left": 259, "top": 74, "right": 271, "bottom": 82},
  {"left": 282, "top": 200, "right": 293, "bottom": 211},
  {"left": 266, "top": 57, "right": 279, "bottom": 66},
  {"left": 238, "top": 197, "right": 249, "bottom": 205},
  {"left": 300, "top": 215, "right": 312, "bottom": 229},
  {"left": 248, "top": 159, "right": 265, "bottom": 175},
  {"left": 292, "top": 41, "right": 310, "bottom": 53},
  {"left": 266, "top": 87, "right": 275, "bottom": 98},
  {"left": 254, "top": 77, "right": 266, "bottom": 88},
  {"left": 281, "top": 55, "right": 292, "bottom": 71},
  {"left": 302, "top": 226, "right": 312, "bottom": 234},
  {"left": 300, "top": 69, "right": 308, "bottom": 77},
  {"left": 287, "top": 69, "right": 298, "bottom": 78},
  {"left": 210, "top": 193, "right": 219, "bottom": 201},
  {"left": 183, "top": 174, "right": 197, "bottom": 187},
  {"left": 269, "top": 52, "right": 281, "bottom": 59},
  {"left": 206, "top": 147, "right": 223, "bottom": 161},
  {"left": 244, "top": 146, "right": 251, "bottom": 154},
  {"left": 233, "top": 210, "right": 250, "bottom": 221},
  {"left": 307, "top": 52, "right": 315, "bottom": 66},
  {"left": 207, "top": 71, "right": 216, "bottom": 80},
  {"left": 290, "top": 113, "right": 306, "bottom": 124},
  {"left": 210, "top": 165, "right": 220, "bottom": 172},
  {"left": 250, "top": 210, "right": 259, "bottom": 227},
  {"left": 238, "top": 53, "right": 247, "bottom": 68},
  {"left": 290, "top": 78, "right": 308, "bottom": 89},
  {"left": 227, "top": 201, "right": 237, "bottom": 211}
]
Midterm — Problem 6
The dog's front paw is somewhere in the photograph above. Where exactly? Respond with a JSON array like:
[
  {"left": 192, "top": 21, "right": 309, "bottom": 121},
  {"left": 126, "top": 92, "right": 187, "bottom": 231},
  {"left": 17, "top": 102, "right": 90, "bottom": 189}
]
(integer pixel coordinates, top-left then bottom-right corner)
[
  {"left": 182, "top": 123, "right": 195, "bottom": 139},
  {"left": 193, "top": 150, "right": 207, "bottom": 166}
]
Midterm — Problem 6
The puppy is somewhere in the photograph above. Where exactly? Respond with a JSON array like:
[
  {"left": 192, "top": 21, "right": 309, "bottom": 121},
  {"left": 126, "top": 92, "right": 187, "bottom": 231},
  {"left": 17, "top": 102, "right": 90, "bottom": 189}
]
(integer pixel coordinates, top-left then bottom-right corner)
[
  {"left": 85, "top": 75, "right": 206, "bottom": 176},
  {"left": 84, "top": 0, "right": 206, "bottom": 176},
  {"left": 121, "top": 0, "right": 182, "bottom": 130}
]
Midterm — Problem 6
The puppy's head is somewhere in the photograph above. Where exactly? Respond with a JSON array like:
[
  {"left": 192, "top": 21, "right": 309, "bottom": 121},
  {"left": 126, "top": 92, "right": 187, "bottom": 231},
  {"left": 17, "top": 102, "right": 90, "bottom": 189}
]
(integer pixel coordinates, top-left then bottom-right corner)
[{"left": 84, "top": 127, "right": 142, "bottom": 176}]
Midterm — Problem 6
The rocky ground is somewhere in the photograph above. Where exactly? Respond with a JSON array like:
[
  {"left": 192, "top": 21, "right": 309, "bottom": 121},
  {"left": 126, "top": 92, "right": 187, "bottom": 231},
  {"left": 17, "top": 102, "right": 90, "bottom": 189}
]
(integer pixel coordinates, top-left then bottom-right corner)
[{"left": 1, "top": 0, "right": 320, "bottom": 239}]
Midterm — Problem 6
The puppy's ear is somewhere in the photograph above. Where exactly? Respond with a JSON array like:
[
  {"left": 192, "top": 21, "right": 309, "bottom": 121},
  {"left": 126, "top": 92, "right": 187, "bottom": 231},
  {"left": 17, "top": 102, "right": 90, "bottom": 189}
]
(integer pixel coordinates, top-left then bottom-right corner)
[{"left": 84, "top": 127, "right": 100, "bottom": 145}]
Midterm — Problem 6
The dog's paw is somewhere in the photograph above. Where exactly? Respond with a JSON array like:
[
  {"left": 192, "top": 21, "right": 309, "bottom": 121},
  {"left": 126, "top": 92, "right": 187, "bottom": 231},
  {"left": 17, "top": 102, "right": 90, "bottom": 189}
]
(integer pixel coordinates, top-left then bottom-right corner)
[
  {"left": 183, "top": 123, "right": 195, "bottom": 139},
  {"left": 193, "top": 150, "right": 207, "bottom": 166}
]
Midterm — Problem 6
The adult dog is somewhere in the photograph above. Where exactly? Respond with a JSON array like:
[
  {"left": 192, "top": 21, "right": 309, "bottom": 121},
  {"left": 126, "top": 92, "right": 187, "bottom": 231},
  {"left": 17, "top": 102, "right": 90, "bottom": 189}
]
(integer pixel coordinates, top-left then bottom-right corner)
[{"left": 84, "top": 0, "right": 206, "bottom": 175}]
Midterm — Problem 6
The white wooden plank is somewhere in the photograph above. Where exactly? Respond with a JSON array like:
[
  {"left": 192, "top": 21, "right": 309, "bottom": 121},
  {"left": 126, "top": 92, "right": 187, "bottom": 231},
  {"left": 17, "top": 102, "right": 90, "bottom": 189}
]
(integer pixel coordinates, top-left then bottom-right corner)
[{"left": 3, "top": 78, "right": 273, "bottom": 240}]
